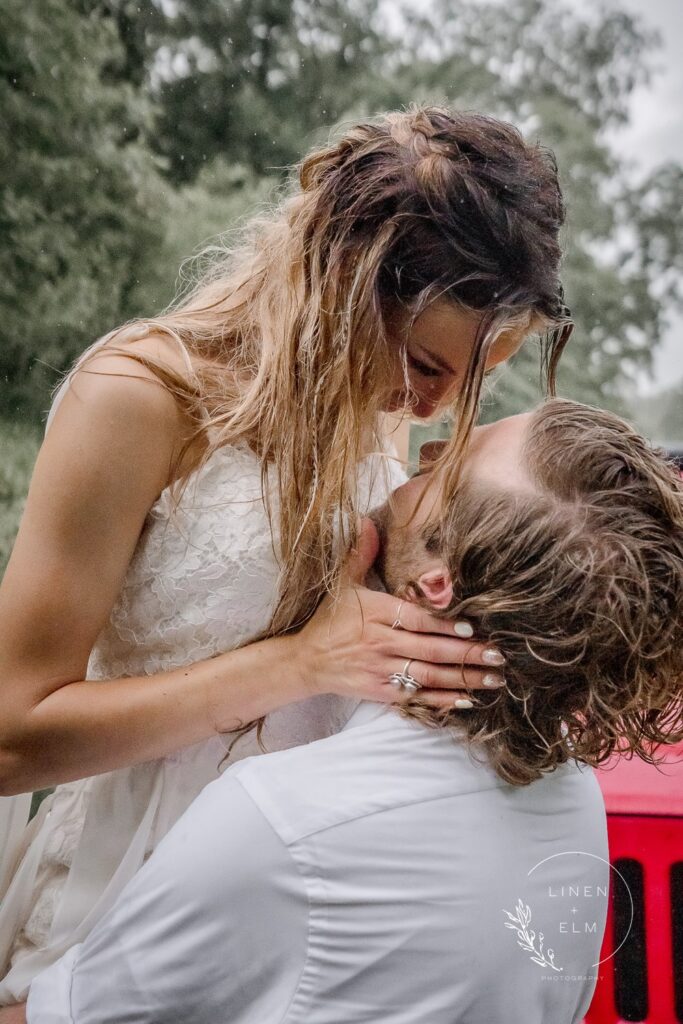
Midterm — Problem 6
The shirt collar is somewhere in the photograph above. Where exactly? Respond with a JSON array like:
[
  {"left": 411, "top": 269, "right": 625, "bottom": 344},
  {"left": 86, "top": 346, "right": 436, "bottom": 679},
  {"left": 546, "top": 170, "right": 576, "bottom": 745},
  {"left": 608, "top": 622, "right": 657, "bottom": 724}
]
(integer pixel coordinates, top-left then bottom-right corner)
[{"left": 341, "top": 700, "right": 394, "bottom": 732}]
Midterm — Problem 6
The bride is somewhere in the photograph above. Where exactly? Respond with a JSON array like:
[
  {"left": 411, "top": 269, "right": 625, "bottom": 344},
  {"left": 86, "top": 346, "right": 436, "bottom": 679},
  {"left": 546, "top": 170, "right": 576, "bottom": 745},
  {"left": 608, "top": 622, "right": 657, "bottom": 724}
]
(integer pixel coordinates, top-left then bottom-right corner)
[{"left": 0, "top": 103, "right": 571, "bottom": 1005}]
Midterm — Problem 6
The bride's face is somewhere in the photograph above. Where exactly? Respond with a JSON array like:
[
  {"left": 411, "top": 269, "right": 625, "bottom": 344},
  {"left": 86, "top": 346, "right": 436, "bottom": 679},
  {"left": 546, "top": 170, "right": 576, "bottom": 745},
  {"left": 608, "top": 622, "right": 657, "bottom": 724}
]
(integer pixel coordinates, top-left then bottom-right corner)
[
  {"left": 382, "top": 299, "right": 529, "bottom": 419},
  {"left": 370, "top": 413, "right": 535, "bottom": 606}
]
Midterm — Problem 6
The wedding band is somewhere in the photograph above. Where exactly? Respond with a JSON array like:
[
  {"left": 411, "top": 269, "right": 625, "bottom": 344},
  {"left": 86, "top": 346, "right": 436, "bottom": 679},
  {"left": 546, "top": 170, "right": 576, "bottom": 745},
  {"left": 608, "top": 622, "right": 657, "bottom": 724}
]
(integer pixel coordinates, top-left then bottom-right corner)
[{"left": 391, "top": 600, "right": 405, "bottom": 630}]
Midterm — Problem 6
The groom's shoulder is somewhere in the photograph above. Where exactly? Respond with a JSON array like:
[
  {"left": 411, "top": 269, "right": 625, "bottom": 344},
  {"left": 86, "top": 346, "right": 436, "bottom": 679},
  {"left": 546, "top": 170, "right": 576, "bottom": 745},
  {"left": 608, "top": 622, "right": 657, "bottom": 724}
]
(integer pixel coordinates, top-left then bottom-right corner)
[
  {"left": 226, "top": 707, "right": 605, "bottom": 851},
  {"left": 227, "top": 707, "right": 504, "bottom": 846}
]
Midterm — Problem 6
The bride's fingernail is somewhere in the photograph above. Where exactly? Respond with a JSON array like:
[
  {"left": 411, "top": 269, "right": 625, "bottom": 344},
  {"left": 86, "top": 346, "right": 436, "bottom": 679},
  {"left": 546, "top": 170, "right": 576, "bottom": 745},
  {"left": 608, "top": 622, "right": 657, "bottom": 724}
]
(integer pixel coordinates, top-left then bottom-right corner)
[
  {"left": 454, "top": 697, "right": 474, "bottom": 709},
  {"left": 454, "top": 620, "right": 474, "bottom": 638},
  {"left": 483, "top": 673, "right": 506, "bottom": 688},
  {"left": 482, "top": 647, "right": 505, "bottom": 666}
]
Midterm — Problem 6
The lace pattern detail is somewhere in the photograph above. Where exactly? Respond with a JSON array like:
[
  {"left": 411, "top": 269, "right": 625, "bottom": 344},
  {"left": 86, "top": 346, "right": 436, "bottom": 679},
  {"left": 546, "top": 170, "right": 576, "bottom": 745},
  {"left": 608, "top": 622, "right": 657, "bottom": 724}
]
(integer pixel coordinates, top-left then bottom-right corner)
[{"left": 87, "top": 442, "right": 283, "bottom": 682}]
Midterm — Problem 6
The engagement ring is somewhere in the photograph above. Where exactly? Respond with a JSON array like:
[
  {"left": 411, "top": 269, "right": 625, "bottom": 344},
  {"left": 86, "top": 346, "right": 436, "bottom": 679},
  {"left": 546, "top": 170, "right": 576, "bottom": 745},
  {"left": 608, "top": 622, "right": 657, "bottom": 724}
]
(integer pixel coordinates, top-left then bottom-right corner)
[{"left": 388, "top": 658, "right": 422, "bottom": 694}]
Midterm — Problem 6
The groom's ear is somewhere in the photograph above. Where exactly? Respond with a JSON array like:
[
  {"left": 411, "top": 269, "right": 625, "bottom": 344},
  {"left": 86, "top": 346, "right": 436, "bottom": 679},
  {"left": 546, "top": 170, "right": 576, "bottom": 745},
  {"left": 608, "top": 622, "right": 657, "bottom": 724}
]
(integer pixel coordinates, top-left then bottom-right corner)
[{"left": 416, "top": 564, "right": 453, "bottom": 609}]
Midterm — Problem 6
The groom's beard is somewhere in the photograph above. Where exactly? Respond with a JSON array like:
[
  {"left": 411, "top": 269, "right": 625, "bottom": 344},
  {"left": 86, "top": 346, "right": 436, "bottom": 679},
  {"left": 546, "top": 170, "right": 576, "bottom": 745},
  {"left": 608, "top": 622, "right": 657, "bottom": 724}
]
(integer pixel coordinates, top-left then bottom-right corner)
[
  {"left": 367, "top": 503, "right": 392, "bottom": 593},
  {"left": 366, "top": 499, "right": 438, "bottom": 606}
]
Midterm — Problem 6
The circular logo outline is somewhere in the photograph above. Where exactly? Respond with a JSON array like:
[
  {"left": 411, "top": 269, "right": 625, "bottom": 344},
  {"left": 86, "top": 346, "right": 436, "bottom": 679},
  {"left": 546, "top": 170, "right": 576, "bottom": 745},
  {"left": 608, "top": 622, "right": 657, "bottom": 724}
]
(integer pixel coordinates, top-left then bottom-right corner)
[{"left": 527, "top": 850, "right": 634, "bottom": 967}]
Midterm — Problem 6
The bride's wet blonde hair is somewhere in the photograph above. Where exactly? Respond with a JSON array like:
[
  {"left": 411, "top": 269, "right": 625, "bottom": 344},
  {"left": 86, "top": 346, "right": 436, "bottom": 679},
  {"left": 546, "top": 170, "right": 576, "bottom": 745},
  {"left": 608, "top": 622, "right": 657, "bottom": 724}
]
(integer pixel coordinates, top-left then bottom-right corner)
[{"left": 61, "top": 104, "right": 571, "bottom": 650}]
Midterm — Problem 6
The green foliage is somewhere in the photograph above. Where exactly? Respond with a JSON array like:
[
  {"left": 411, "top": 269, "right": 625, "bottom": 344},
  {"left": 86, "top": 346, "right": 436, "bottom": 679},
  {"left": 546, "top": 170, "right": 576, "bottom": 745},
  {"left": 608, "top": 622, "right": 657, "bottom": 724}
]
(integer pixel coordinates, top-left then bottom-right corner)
[
  {"left": 0, "top": 418, "right": 40, "bottom": 576},
  {"left": 0, "top": 0, "right": 169, "bottom": 418},
  {"left": 149, "top": 0, "right": 390, "bottom": 183},
  {"left": 128, "top": 160, "right": 277, "bottom": 315}
]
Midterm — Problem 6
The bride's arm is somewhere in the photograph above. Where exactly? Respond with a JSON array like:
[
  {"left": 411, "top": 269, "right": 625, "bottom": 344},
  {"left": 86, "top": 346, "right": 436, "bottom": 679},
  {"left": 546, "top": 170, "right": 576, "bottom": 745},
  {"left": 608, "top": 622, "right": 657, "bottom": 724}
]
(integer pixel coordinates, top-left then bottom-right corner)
[{"left": 0, "top": 352, "right": 307, "bottom": 795}]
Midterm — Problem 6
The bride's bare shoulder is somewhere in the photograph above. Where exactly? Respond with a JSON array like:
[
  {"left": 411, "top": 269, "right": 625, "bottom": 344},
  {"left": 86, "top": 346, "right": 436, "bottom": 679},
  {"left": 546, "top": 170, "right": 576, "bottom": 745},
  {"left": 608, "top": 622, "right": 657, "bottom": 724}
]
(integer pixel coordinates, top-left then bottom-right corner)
[
  {"left": 47, "top": 331, "right": 215, "bottom": 498},
  {"left": 83, "top": 330, "right": 217, "bottom": 484}
]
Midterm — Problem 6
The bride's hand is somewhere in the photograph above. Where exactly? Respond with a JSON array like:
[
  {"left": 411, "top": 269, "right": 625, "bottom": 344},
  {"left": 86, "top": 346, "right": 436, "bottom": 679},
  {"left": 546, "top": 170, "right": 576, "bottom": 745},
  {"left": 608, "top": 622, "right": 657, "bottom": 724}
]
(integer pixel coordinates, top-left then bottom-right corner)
[{"left": 292, "top": 519, "right": 506, "bottom": 710}]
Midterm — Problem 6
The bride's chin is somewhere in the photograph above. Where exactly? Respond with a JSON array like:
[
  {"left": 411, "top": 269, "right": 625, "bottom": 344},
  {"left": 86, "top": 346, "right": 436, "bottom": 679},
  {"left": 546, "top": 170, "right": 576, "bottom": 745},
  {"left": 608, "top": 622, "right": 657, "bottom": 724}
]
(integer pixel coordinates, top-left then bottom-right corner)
[{"left": 382, "top": 392, "right": 438, "bottom": 420}]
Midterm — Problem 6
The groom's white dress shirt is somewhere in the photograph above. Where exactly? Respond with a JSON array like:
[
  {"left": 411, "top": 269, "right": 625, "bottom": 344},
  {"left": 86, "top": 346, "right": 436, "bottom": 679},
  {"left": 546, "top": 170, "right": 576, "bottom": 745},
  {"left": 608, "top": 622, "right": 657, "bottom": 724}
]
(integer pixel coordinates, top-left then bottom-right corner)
[{"left": 27, "top": 701, "right": 608, "bottom": 1024}]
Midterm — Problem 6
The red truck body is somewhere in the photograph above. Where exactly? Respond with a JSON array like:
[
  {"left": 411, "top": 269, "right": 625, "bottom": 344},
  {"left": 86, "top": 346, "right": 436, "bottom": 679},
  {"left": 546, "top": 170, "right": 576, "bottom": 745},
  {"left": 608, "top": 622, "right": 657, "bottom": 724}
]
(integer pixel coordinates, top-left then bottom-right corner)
[{"left": 585, "top": 742, "right": 683, "bottom": 1024}]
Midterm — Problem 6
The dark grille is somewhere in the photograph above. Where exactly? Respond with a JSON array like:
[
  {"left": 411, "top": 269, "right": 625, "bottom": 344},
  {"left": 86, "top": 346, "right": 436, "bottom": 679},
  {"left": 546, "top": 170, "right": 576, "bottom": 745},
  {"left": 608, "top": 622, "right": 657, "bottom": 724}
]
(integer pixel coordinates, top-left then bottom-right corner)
[
  {"left": 613, "top": 857, "right": 648, "bottom": 1022},
  {"left": 672, "top": 862, "right": 683, "bottom": 1023}
]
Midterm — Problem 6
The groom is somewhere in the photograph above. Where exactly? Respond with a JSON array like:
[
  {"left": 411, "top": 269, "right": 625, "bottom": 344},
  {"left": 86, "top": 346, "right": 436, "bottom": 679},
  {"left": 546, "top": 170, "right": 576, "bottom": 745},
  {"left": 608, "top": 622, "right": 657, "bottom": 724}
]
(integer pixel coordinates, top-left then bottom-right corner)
[{"left": 17, "top": 400, "right": 683, "bottom": 1023}]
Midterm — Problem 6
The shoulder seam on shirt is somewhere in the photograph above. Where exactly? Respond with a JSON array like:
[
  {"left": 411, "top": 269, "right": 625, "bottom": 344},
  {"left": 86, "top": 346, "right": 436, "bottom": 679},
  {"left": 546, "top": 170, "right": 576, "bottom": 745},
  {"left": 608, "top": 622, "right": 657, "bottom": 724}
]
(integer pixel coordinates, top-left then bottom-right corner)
[
  {"left": 291, "top": 784, "right": 507, "bottom": 843},
  {"left": 234, "top": 736, "right": 586, "bottom": 845},
  {"left": 235, "top": 749, "right": 522, "bottom": 844}
]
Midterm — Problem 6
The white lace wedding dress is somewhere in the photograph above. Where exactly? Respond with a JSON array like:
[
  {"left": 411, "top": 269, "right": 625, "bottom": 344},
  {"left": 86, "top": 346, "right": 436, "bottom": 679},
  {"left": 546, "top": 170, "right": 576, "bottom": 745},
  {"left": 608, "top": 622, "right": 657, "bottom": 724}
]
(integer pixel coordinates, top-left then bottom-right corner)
[{"left": 0, "top": 364, "right": 405, "bottom": 1003}]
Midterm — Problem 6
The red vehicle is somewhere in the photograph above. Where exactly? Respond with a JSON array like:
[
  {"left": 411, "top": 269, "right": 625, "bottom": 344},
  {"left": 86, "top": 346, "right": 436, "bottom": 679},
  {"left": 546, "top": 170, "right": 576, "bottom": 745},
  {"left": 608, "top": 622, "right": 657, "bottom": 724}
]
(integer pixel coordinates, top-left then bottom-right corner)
[{"left": 583, "top": 741, "right": 683, "bottom": 1024}]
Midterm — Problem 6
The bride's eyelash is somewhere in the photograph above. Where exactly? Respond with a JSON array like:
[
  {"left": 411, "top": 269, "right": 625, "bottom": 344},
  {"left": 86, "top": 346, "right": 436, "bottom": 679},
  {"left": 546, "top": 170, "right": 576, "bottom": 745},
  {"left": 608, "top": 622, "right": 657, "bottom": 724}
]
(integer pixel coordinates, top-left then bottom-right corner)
[
  {"left": 408, "top": 354, "right": 441, "bottom": 378},
  {"left": 408, "top": 354, "right": 496, "bottom": 381}
]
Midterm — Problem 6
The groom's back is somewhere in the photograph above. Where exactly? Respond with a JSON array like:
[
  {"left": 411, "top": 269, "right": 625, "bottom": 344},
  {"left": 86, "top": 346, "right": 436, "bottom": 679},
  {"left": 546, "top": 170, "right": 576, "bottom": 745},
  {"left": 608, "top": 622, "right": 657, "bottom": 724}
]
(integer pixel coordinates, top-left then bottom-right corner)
[
  {"left": 30, "top": 701, "right": 608, "bottom": 1024},
  {"left": 233, "top": 701, "right": 609, "bottom": 1024}
]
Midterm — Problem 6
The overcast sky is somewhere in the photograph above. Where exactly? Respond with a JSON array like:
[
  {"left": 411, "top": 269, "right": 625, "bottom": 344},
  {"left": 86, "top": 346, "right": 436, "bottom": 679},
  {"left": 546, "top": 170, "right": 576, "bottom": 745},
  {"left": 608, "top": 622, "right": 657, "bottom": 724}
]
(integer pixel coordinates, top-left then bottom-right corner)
[{"left": 593, "top": 0, "right": 683, "bottom": 393}]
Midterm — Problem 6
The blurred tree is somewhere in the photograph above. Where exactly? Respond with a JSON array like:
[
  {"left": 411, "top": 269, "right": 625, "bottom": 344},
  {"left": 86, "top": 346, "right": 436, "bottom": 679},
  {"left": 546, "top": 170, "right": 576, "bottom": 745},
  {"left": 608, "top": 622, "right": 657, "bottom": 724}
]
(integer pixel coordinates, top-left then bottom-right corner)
[
  {"left": 630, "top": 381, "right": 683, "bottom": 445},
  {"left": 127, "top": 158, "right": 276, "bottom": 316},
  {"left": 0, "top": 0, "right": 169, "bottom": 416},
  {"left": 149, "top": 0, "right": 390, "bottom": 183}
]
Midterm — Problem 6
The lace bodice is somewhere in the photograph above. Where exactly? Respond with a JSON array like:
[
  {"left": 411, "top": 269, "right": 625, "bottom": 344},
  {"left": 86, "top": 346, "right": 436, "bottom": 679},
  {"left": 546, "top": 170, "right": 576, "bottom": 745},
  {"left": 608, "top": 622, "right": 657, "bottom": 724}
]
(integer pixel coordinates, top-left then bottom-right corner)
[
  {"left": 86, "top": 441, "right": 284, "bottom": 682},
  {"left": 87, "top": 437, "right": 401, "bottom": 684}
]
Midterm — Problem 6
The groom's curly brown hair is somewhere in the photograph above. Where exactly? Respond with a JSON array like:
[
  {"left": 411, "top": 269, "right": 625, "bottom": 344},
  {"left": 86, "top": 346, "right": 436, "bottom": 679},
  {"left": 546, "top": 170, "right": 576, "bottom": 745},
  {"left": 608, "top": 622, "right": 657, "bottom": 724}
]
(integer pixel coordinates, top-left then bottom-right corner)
[{"left": 404, "top": 398, "right": 683, "bottom": 786}]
